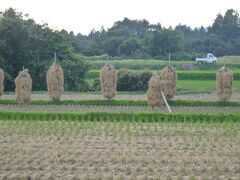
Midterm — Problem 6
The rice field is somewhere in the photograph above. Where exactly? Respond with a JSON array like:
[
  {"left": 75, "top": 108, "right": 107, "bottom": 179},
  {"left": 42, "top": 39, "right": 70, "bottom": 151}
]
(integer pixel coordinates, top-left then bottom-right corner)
[
  {"left": 1, "top": 91, "right": 240, "bottom": 178},
  {"left": 0, "top": 119, "right": 239, "bottom": 179}
]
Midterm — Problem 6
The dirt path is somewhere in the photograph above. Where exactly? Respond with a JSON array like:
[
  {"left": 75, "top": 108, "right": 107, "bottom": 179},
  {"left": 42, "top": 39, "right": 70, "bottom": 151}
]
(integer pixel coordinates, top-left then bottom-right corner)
[{"left": 2, "top": 92, "right": 240, "bottom": 101}]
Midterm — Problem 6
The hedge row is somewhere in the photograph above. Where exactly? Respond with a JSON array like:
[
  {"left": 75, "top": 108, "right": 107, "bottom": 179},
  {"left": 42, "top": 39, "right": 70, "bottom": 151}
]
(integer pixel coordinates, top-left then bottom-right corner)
[
  {"left": 89, "top": 60, "right": 188, "bottom": 70},
  {"left": 87, "top": 69, "right": 240, "bottom": 80},
  {"left": 0, "top": 99, "right": 240, "bottom": 107},
  {"left": 0, "top": 111, "right": 239, "bottom": 123},
  {"left": 89, "top": 60, "right": 240, "bottom": 70},
  {"left": 116, "top": 69, "right": 152, "bottom": 91}
]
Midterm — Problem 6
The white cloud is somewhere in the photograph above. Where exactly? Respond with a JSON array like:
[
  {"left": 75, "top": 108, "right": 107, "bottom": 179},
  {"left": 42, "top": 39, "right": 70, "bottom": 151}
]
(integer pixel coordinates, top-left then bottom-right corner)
[{"left": 0, "top": 0, "right": 239, "bottom": 34}]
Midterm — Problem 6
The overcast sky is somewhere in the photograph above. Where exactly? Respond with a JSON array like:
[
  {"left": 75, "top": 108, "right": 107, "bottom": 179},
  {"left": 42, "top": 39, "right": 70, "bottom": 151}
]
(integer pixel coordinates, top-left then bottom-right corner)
[{"left": 1, "top": 0, "right": 239, "bottom": 35}]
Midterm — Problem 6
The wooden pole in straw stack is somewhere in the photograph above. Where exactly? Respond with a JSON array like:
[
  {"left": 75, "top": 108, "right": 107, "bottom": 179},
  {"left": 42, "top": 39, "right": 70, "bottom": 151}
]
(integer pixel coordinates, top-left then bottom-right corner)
[
  {"left": 161, "top": 90, "right": 172, "bottom": 112},
  {"left": 157, "top": 51, "right": 176, "bottom": 112}
]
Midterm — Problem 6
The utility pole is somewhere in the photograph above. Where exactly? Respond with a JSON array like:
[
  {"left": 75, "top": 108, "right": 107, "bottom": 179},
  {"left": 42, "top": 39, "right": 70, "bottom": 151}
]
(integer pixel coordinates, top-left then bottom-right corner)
[
  {"left": 54, "top": 52, "right": 57, "bottom": 64},
  {"left": 168, "top": 52, "right": 171, "bottom": 62},
  {"left": 224, "top": 58, "right": 226, "bottom": 68}
]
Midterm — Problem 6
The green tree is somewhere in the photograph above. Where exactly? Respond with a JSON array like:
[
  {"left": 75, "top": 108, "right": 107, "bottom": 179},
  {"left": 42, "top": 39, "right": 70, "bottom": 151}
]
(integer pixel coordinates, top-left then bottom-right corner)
[
  {"left": 147, "top": 29, "right": 184, "bottom": 57},
  {"left": 222, "top": 9, "right": 240, "bottom": 39},
  {"left": 209, "top": 13, "right": 224, "bottom": 35},
  {"left": 0, "top": 8, "right": 88, "bottom": 91},
  {"left": 103, "top": 37, "right": 123, "bottom": 56},
  {"left": 119, "top": 38, "right": 140, "bottom": 56}
]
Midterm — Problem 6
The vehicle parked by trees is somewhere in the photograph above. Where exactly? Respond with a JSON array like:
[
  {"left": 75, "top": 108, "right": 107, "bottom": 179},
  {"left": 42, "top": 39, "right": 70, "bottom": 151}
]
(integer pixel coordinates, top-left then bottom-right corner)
[{"left": 196, "top": 53, "right": 217, "bottom": 63}]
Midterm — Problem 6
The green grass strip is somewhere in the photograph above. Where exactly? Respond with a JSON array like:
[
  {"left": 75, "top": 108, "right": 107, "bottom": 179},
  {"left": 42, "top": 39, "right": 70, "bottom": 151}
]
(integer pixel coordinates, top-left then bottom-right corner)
[
  {"left": 0, "top": 111, "right": 239, "bottom": 123},
  {"left": 87, "top": 69, "right": 240, "bottom": 80},
  {"left": 0, "top": 99, "right": 240, "bottom": 107}
]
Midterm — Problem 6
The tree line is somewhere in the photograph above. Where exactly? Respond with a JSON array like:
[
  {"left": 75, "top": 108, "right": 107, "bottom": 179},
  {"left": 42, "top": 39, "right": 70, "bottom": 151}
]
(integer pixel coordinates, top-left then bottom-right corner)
[
  {"left": 74, "top": 9, "right": 240, "bottom": 60},
  {"left": 75, "top": 9, "right": 240, "bottom": 59},
  {"left": 0, "top": 8, "right": 239, "bottom": 91}
]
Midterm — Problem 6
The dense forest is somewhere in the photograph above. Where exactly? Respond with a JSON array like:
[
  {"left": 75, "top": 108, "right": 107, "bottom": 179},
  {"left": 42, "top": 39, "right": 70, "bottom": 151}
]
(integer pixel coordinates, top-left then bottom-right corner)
[{"left": 0, "top": 8, "right": 240, "bottom": 91}]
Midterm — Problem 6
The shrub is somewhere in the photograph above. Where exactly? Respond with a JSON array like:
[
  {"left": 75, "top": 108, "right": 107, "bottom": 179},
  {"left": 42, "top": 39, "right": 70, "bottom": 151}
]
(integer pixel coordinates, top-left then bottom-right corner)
[
  {"left": 93, "top": 78, "right": 101, "bottom": 91},
  {"left": 117, "top": 69, "right": 152, "bottom": 91}
]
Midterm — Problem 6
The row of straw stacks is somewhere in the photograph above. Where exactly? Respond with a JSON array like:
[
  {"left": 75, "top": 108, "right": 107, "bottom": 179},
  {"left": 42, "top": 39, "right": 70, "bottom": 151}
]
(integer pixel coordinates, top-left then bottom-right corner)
[
  {"left": 0, "top": 62, "right": 64, "bottom": 104},
  {"left": 0, "top": 63, "right": 233, "bottom": 105},
  {"left": 147, "top": 65, "right": 233, "bottom": 107}
]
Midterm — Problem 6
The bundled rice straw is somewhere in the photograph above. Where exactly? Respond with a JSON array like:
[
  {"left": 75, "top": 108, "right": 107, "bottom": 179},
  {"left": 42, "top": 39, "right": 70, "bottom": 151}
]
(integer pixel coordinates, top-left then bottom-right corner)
[
  {"left": 100, "top": 63, "right": 117, "bottom": 100},
  {"left": 47, "top": 63, "right": 64, "bottom": 100},
  {"left": 161, "top": 65, "right": 177, "bottom": 100},
  {"left": 15, "top": 69, "right": 32, "bottom": 104},
  {"left": 147, "top": 74, "right": 164, "bottom": 107},
  {"left": 216, "top": 67, "right": 233, "bottom": 101}
]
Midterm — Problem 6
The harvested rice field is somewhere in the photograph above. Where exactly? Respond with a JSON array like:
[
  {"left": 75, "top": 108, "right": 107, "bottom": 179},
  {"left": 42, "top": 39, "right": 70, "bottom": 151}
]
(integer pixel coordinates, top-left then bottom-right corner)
[
  {"left": 1, "top": 92, "right": 240, "bottom": 179},
  {"left": 0, "top": 120, "right": 239, "bottom": 179}
]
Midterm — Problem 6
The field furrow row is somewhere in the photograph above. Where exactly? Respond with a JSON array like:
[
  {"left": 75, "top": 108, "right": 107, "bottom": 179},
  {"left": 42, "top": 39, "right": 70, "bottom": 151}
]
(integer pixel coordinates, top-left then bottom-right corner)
[
  {"left": 0, "top": 104, "right": 240, "bottom": 114},
  {"left": 0, "top": 121, "right": 239, "bottom": 178}
]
